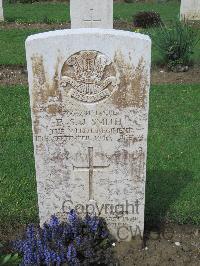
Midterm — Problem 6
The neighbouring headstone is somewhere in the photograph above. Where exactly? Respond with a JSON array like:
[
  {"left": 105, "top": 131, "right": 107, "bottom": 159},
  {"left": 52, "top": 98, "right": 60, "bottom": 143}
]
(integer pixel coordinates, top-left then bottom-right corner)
[
  {"left": 180, "top": 0, "right": 200, "bottom": 21},
  {"left": 0, "top": 0, "right": 4, "bottom": 22},
  {"left": 26, "top": 3, "right": 151, "bottom": 241},
  {"left": 70, "top": 0, "right": 113, "bottom": 29}
]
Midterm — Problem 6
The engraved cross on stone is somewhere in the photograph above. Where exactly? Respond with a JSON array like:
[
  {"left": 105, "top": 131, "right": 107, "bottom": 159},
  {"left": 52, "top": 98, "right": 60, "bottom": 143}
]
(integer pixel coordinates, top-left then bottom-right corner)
[
  {"left": 83, "top": 8, "right": 102, "bottom": 27},
  {"left": 70, "top": 0, "right": 113, "bottom": 29},
  {"left": 73, "top": 147, "right": 110, "bottom": 200}
]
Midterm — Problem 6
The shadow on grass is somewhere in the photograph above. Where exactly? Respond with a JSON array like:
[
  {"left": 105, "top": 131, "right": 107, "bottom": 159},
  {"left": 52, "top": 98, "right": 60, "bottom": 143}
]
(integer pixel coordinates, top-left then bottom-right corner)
[{"left": 145, "top": 169, "right": 193, "bottom": 228}]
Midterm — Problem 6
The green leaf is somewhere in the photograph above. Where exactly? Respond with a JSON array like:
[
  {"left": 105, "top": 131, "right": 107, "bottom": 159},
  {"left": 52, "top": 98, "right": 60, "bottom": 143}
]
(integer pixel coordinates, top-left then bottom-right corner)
[
  {"left": 1, "top": 254, "right": 12, "bottom": 265},
  {"left": 9, "top": 253, "right": 19, "bottom": 262}
]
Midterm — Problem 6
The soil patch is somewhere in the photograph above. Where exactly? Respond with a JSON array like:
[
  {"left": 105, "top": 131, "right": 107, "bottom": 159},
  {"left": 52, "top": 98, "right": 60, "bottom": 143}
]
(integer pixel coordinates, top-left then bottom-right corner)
[
  {"left": 0, "top": 66, "right": 27, "bottom": 86},
  {"left": 1, "top": 65, "right": 200, "bottom": 87},
  {"left": 0, "top": 20, "right": 133, "bottom": 31},
  {"left": 0, "top": 223, "right": 199, "bottom": 265},
  {"left": 152, "top": 66, "right": 200, "bottom": 85},
  {"left": 114, "top": 223, "right": 200, "bottom": 266},
  {"left": 0, "top": 22, "right": 70, "bottom": 30}
]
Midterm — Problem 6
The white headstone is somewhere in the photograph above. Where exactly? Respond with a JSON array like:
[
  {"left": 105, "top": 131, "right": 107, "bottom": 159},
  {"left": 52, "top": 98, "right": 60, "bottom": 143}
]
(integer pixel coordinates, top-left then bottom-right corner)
[
  {"left": 26, "top": 29, "right": 151, "bottom": 241},
  {"left": 180, "top": 0, "right": 200, "bottom": 21},
  {"left": 26, "top": 0, "right": 151, "bottom": 241},
  {"left": 70, "top": 0, "right": 113, "bottom": 29},
  {"left": 0, "top": 0, "right": 4, "bottom": 22}
]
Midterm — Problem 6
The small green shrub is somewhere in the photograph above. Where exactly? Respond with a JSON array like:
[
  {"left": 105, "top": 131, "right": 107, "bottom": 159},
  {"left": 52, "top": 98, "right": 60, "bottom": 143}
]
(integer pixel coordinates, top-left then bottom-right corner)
[
  {"left": 133, "top": 11, "right": 163, "bottom": 28},
  {"left": 150, "top": 21, "right": 200, "bottom": 71}
]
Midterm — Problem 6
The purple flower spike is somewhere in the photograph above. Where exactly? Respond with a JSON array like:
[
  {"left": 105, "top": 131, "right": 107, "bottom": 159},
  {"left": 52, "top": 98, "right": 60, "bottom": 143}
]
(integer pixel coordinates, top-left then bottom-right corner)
[
  {"left": 26, "top": 224, "right": 35, "bottom": 241},
  {"left": 13, "top": 210, "right": 112, "bottom": 265},
  {"left": 68, "top": 209, "right": 78, "bottom": 224},
  {"left": 67, "top": 243, "right": 77, "bottom": 260},
  {"left": 49, "top": 215, "right": 60, "bottom": 228}
]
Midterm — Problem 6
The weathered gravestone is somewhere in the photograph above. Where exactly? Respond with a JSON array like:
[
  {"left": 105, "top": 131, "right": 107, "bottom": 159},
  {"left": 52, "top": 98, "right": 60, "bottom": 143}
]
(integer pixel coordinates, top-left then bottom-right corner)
[
  {"left": 180, "top": 0, "right": 200, "bottom": 21},
  {"left": 26, "top": 0, "right": 151, "bottom": 241},
  {"left": 70, "top": 0, "right": 113, "bottom": 29},
  {"left": 0, "top": 0, "right": 4, "bottom": 22}
]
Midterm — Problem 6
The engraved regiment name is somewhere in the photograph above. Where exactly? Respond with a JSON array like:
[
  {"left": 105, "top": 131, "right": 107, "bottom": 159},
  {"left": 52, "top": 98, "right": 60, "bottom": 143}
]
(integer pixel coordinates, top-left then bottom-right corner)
[{"left": 60, "top": 50, "right": 118, "bottom": 103}]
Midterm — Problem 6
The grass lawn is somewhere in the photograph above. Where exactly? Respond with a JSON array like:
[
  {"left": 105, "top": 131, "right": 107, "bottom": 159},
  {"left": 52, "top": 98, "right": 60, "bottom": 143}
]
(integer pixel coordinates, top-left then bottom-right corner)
[
  {"left": 0, "top": 1, "right": 200, "bottom": 66},
  {"left": 4, "top": 3, "right": 69, "bottom": 24},
  {"left": 0, "top": 29, "right": 41, "bottom": 65},
  {"left": 0, "top": 86, "right": 37, "bottom": 226},
  {"left": 0, "top": 84, "right": 199, "bottom": 227},
  {"left": 4, "top": 2, "right": 180, "bottom": 24},
  {"left": 0, "top": 28, "right": 200, "bottom": 66}
]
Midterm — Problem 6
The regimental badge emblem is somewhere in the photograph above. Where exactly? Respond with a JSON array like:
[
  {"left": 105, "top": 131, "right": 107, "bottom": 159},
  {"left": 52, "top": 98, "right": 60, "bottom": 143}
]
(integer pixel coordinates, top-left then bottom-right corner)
[{"left": 60, "top": 50, "right": 118, "bottom": 103}]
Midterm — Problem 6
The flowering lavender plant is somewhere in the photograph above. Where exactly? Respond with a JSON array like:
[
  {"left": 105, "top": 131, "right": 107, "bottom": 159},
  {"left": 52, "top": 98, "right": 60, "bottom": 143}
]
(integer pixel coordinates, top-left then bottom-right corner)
[{"left": 13, "top": 210, "right": 113, "bottom": 265}]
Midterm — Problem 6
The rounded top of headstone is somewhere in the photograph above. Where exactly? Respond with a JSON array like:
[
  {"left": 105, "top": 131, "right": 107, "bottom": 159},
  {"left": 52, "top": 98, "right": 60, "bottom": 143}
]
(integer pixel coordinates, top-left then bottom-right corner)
[{"left": 26, "top": 29, "right": 151, "bottom": 45}]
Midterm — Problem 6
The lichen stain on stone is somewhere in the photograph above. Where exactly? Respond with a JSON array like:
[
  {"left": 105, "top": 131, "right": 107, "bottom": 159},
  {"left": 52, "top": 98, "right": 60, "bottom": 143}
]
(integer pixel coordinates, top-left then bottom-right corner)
[
  {"left": 32, "top": 55, "right": 61, "bottom": 107},
  {"left": 112, "top": 51, "right": 149, "bottom": 109},
  {"left": 32, "top": 56, "right": 47, "bottom": 101},
  {"left": 46, "top": 58, "right": 63, "bottom": 115},
  {"left": 31, "top": 55, "right": 62, "bottom": 134}
]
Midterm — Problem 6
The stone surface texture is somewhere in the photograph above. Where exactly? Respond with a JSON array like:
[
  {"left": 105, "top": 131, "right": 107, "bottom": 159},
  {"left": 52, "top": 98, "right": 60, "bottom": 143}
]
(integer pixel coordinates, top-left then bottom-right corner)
[
  {"left": 26, "top": 28, "right": 151, "bottom": 241},
  {"left": 70, "top": 0, "right": 113, "bottom": 29},
  {"left": 180, "top": 0, "right": 200, "bottom": 21},
  {"left": 0, "top": 0, "right": 3, "bottom": 22}
]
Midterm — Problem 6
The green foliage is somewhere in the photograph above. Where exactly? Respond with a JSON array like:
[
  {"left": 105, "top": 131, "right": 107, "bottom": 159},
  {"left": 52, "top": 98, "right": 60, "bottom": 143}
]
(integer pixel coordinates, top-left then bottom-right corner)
[
  {"left": 0, "top": 254, "right": 20, "bottom": 265},
  {"left": 150, "top": 21, "right": 200, "bottom": 70},
  {"left": 133, "top": 11, "right": 163, "bottom": 28},
  {"left": 0, "top": 243, "right": 21, "bottom": 266}
]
